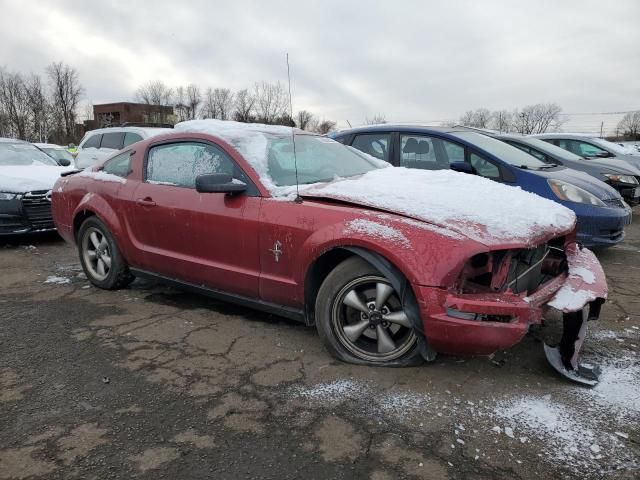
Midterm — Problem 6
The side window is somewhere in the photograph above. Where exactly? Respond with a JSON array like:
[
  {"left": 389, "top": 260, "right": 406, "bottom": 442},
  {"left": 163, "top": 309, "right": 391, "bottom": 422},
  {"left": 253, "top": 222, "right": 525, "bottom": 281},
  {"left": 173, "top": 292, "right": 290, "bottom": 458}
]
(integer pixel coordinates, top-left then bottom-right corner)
[
  {"left": 101, "top": 132, "right": 125, "bottom": 150},
  {"left": 333, "top": 135, "right": 348, "bottom": 145},
  {"left": 146, "top": 142, "right": 235, "bottom": 188},
  {"left": 351, "top": 133, "right": 391, "bottom": 161},
  {"left": 123, "top": 132, "right": 143, "bottom": 148},
  {"left": 470, "top": 153, "right": 501, "bottom": 179},
  {"left": 400, "top": 135, "right": 462, "bottom": 170},
  {"left": 508, "top": 142, "right": 547, "bottom": 161},
  {"left": 103, "top": 152, "right": 131, "bottom": 178},
  {"left": 83, "top": 134, "right": 102, "bottom": 149},
  {"left": 439, "top": 139, "right": 465, "bottom": 163},
  {"left": 574, "top": 141, "right": 607, "bottom": 157}
]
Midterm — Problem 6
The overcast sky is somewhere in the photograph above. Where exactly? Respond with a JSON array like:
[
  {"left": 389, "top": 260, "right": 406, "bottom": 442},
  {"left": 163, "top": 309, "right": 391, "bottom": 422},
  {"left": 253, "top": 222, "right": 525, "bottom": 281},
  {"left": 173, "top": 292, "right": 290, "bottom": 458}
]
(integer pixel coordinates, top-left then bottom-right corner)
[{"left": 1, "top": 0, "right": 638, "bottom": 127}]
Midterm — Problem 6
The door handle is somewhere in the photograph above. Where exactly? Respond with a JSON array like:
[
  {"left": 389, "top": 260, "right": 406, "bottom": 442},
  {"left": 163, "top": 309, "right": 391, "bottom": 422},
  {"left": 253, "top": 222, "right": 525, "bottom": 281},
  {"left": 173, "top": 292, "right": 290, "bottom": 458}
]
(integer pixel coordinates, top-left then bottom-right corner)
[{"left": 136, "top": 197, "right": 156, "bottom": 207}]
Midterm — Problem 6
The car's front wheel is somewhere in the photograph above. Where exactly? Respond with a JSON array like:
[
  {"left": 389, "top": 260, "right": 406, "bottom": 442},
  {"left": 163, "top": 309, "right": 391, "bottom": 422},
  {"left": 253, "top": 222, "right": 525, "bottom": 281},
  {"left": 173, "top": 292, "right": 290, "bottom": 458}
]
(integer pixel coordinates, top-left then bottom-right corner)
[
  {"left": 78, "top": 217, "right": 133, "bottom": 290},
  {"left": 315, "top": 257, "right": 422, "bottom": 366}
]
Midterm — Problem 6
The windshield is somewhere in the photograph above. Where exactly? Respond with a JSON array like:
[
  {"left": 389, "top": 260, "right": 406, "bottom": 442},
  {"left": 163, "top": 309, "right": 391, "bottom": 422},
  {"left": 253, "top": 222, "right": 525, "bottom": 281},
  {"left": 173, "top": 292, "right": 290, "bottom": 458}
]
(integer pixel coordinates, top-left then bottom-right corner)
[
  {"left": 267, "top": 135, "right": 383, "bottom": 186},
  {"left": 517, "top": 137, "right": 584, "bottom": 162},
  {"left": 450, "top": 131, "right": 548, "bottom": 169},
  {"left": 0, "top": 142, "right": 59, "bottom": 166},
  {"left": 592, "top": 138, "right": 633, "bottom": 155},
  {"left": 41, "top": 147, "right": 74, "bottom": 162}
]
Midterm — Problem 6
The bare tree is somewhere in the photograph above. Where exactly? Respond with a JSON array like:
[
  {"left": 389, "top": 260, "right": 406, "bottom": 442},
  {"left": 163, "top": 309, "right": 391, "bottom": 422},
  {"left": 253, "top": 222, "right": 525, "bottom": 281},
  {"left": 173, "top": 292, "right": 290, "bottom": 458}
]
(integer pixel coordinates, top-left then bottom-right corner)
[
  {"left": 296, "top": 110, "right": 314, "bottom": 130},
  {"left": 24, "top": 73, "right": 53, "bottom": 142},
  {"left": 313, "top": 119, "right": 336, "bottom": 135},
  {"left": 459, "top": 108, "right": 491, "bottom": 129},
  {"left": 0, "top": 69, "right": 30, "bottom": 139},
  {"left": 617, "top": 111, "right": 640, "bottom": 140},
  {"left": 512, "top": 103, "right": 564, "bottom": 134},
  {"left": 491, "top": 110, "right": 512, "bottom": 132},
  {"left": 47, "top": 62, "right": 84, "bottom": 142},
  {"left": 185, "top": 84, "right": 201, "bottom": 120},
  {"left": 233, "top": 88, "right": 255, "bottom": 123},
  {"left": 253, "top": 81, "right": 287, "bottom": 124},
  {"left": 364, "top": 113, "right": 387, "bottom": 125},
  {"left": 134, "top": 80, "right": 174, "bottom": 123}
]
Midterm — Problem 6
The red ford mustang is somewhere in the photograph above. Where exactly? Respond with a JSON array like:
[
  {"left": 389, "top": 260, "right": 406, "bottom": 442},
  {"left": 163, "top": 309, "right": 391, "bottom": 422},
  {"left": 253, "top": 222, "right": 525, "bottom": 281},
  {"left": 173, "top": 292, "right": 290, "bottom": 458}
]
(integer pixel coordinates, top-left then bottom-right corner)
[{"left": 52, "top": 120, "right": 608, "bottom": 384}]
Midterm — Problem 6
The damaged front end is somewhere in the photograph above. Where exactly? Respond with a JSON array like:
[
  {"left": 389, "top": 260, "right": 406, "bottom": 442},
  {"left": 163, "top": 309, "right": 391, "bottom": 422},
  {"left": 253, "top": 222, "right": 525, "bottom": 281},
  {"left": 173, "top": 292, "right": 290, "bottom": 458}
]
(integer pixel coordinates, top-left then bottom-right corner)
[{"left": 419, "top": 238, "right": 607, "bottom": 385}]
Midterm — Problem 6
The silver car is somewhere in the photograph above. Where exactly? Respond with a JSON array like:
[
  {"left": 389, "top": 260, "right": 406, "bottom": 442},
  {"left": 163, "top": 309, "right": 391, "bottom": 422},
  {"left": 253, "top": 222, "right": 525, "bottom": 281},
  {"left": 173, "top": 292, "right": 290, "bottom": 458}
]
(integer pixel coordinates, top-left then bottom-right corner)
[
  {"left": 496, "top": 134, "right": 640, "bottom": 205},
  {"left": 533, "top": 133, "right": 640, "bottom": 170}
]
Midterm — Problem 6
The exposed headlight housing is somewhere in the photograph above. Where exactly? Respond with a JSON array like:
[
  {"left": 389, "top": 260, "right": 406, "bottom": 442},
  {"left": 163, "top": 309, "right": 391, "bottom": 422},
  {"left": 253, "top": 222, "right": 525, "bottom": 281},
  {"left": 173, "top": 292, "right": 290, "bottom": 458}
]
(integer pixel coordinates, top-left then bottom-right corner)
[
  {"left": 0, "top": 192, "right": 20, "bottom": 201},
  {"left": 603, "top": 174, "right": 638, "bottom": 184},
  {"left": 548, "top": 179, "right": 606, "bottom": 207}
]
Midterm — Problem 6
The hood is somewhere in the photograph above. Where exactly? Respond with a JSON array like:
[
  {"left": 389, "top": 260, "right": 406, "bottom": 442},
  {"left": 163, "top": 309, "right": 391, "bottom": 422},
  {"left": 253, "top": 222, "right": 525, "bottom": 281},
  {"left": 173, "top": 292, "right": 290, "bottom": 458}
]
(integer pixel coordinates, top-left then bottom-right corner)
[
  {"left": 300, "top": 167, "right": 576, "bottom": 247},
  {"left": 0, "top": 164, "right": 72, "bottom": 193},
  {"left": 532, "top": 167, "right": 621, "bottom": 200},
  {"left": 581, "top": 157, "right": 640, "bottom": 176},
  {"left": 611, "top": 154, "right": 640, "bottom": 170}
]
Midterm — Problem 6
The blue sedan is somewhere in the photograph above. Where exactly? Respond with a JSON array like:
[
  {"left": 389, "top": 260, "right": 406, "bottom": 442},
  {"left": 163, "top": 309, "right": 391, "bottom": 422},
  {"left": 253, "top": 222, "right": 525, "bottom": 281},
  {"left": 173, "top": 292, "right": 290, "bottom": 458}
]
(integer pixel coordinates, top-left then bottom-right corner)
[{"left": 332, "top": 125, "right": 632, "bottom": 248}]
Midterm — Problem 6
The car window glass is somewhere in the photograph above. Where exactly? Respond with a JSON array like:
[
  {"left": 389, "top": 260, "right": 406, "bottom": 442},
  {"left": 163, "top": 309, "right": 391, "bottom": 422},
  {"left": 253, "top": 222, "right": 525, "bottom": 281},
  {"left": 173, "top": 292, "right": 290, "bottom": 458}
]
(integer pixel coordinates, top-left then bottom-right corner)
[
  {"left": 123, "top": 132, "right": 143, "bottom": 147},
  {"left": 440, "top": 140, "right": 465, "bottom": 163},
  {"left": 351, "top": 133, "right": 390, "bottom": 161},
  {"left": 101, "top": 132, "right": 125, "bottom": 150},
  {"left": 147, "top": 142, "right": 235, "bottom": 188},
  {"left": 83, "top": 134, "right": 102, "bottom": 149},
  {"left": 508, "top": 142, "right": 547, "bottom": 161},
  {"left": 103, "top": 152, "right": 131, "bottom": 177},
  {"left": 470, "top": 153, "right": 500, "bottom": 179},
  {"left": 400, "top": 135, "right": 462, "bottom": 169},
  {"left": 574, "top": 141, "right": 607, "bottom": 157}
]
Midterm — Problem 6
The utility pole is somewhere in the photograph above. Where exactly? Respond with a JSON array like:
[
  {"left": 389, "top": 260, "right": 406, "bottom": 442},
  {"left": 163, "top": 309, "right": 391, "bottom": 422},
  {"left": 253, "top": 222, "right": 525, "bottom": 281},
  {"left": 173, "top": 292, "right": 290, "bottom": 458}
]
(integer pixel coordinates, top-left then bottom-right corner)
[{"left": 599, "top": 121, "right": 604, "bottom": 138}]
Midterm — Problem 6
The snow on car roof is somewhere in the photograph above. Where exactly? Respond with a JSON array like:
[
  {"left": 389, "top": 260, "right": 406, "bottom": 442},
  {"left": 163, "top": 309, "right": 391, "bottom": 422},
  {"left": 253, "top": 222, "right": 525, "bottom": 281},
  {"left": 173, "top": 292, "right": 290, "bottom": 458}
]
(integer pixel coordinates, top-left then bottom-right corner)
[
  {"left": 176, "top": 119, "right": 304, "bottom": 194},
  {"left": 302, "top": 167, "right": 576, "bottom": 245},
  {"left": 34, "top": 143, "right": 66, "bottom": 149}
]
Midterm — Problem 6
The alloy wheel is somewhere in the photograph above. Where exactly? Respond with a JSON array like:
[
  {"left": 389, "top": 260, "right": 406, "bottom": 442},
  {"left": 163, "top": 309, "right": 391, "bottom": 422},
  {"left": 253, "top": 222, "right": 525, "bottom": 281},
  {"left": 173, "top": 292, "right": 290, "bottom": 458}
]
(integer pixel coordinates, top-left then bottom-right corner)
[
  {"left": 82, "top": 227, "right": 112, "bottom": 281},
  {"left": 331, "top": 275, "right": 416, "bottom": 362}
]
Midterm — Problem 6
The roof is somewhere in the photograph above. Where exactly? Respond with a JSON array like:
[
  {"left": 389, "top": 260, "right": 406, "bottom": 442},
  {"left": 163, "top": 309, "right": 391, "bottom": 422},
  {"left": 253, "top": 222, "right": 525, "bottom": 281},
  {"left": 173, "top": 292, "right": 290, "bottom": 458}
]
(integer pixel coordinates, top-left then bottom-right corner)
[
  {"left": 84, "top": 126, "right": 173, "bottom": 137},
  {"left": 33, "top": 143, "right": 66, "bottom": 149},
  {"left": 333, "top": 124, "right": 467, "bottom": 136}
]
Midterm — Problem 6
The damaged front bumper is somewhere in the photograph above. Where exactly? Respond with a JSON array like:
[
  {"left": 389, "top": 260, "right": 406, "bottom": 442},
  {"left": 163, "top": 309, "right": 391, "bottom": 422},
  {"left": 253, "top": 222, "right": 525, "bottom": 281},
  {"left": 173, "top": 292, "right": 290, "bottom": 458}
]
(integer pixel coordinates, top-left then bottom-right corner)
[{"left": 416, "top": 243, "right": 607, "bottom": 384}]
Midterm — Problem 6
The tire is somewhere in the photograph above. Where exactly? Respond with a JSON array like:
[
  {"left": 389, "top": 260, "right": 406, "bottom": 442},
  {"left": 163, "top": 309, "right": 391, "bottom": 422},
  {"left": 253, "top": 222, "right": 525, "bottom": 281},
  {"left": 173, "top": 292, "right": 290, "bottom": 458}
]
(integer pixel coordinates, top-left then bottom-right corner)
[
  {"left": 77, "top": 217, "right": 134, "bottom": 290},
  {"left": 315, "top": 256, "right": 423, "bottom": 367}
]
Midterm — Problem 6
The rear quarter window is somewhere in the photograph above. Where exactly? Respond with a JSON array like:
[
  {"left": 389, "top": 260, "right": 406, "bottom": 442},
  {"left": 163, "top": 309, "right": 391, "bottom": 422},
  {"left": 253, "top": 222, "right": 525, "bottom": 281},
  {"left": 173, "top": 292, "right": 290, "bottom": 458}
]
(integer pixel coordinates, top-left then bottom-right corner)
[
  {"left": 101, "top": 132, "right": 125, "bottom": 150},
  {"left": 82, "top": 134, "right": 102, "bottom": 149}
]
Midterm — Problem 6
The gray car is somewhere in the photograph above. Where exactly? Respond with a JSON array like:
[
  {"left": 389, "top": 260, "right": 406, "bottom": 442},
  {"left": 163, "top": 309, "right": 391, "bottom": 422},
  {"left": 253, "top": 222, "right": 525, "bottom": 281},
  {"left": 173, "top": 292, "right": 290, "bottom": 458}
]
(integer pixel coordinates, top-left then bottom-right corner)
[
  {"left": 532, "top": 133, "right": 640, "bottom": 170},
  {"left": 494, "top": 134, "right": 640, "bottom": 205}
]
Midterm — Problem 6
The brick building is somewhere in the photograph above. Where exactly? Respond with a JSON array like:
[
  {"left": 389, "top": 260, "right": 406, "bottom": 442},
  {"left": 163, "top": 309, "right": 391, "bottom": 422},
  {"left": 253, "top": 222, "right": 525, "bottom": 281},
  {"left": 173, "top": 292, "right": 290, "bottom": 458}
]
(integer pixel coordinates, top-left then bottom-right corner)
[{"left": 85, "top": 102, "right": 175, "bottom": 130}]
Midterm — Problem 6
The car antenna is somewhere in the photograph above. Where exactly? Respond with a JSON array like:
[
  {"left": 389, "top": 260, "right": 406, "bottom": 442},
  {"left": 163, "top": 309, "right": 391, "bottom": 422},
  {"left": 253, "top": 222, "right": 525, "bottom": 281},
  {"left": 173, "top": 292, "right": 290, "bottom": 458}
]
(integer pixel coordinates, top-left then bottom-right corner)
[{"left": 286, "top": 53, "right": 302, "bottom": 203}]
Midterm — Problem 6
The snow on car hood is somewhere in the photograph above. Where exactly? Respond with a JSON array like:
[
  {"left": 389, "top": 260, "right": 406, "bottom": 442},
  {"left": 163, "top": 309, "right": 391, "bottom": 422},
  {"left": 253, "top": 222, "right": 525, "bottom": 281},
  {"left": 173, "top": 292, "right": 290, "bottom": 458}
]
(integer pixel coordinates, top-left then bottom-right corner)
[
  {"left": 0, "top": 164, "right": 72, "bottom": 193},
  {"left": 301, "top": 168, "right": 577, "bottom": 246}
]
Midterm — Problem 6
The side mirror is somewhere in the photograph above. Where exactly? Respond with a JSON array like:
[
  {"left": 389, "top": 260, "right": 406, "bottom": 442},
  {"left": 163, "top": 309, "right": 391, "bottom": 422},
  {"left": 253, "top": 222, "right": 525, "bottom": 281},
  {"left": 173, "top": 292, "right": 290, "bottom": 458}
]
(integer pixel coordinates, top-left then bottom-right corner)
[
  {"left": 596, "top": 151, "right": 612, "bottom": 158},
  {"left": 58, "top": 158, "right": 71, "bottom": 167},
  {"left": 450, "top": 161, "right": 476, "bottom": 175},
  {"left": 195, "top": 173, "right": 246, "bottom": 194}
]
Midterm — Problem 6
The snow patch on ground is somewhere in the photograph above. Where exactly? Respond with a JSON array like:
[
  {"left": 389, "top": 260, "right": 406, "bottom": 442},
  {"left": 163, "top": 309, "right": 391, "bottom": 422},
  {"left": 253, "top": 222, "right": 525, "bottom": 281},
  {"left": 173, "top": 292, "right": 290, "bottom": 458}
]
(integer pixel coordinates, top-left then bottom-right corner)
[
  {"left": 344, "top": 219, "right": 411, "bottom": 247},
  {"left": 44, "top": 275, "right": 71, "bottom": 285},
  {"left": 583, "top": 360, "right": 640, "bottom": 417}
]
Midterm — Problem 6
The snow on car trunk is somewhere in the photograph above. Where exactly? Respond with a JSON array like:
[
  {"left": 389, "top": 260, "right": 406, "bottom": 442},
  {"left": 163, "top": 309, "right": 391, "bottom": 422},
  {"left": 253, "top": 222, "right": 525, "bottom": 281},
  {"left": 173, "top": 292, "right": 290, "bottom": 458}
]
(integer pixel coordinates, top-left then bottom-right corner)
[{"left": 303, "top": 168, "right": 576, "bottom": 246}]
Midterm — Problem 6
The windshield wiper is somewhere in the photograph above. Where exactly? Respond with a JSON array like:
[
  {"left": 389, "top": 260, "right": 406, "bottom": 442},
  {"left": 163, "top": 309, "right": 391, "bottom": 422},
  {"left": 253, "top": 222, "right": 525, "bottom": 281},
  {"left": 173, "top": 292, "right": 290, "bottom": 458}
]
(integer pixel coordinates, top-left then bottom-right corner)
[
  {"left": 518, "top": 165, "right": 529, "bottom": 169},
  {"left": 538, "top": 163, "right": 558, "bottom": 169}
]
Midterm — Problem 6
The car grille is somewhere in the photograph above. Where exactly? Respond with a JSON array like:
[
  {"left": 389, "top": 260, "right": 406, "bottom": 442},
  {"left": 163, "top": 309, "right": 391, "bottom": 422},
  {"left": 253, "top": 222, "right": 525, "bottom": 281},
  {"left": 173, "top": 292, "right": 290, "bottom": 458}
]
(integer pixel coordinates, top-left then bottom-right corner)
[
  {"left": 603, "top": 197, "right": 625, "bottom": 209},
  {"left": 22, "top": 190, "right": 54, "bottom": 230}
]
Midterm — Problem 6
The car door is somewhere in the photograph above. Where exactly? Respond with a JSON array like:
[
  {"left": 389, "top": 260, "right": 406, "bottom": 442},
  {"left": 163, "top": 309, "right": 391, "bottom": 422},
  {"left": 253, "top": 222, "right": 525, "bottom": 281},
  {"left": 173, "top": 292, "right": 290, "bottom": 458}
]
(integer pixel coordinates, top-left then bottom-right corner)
[{"left": 124, "top": 139, "right": 262, "bottom": 298}]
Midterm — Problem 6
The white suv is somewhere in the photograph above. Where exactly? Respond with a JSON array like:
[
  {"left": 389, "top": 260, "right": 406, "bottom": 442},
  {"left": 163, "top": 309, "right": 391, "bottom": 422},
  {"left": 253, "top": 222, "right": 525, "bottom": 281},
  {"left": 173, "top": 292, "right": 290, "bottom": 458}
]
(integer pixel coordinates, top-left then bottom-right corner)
[{"left": 75, "top": 126, "right": 171, "bottom": 169}]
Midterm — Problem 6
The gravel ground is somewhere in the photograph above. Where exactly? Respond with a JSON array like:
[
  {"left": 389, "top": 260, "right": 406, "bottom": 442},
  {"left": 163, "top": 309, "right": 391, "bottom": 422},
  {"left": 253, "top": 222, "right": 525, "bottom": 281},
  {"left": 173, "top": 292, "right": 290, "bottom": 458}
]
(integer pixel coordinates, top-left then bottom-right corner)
[{"left": 1, "top": 209, "right": 639, "bottom": 480}]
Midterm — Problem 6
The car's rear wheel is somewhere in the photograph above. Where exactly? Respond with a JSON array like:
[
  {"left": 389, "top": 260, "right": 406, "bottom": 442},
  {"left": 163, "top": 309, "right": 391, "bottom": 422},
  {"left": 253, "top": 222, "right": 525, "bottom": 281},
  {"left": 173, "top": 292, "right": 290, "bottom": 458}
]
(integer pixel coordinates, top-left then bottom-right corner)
[
  {"left": 315, "top": 256, "right": 422, "bottom": 366},
  {"left": 78, "top": 217, "right": 133, "bottom": 290}
]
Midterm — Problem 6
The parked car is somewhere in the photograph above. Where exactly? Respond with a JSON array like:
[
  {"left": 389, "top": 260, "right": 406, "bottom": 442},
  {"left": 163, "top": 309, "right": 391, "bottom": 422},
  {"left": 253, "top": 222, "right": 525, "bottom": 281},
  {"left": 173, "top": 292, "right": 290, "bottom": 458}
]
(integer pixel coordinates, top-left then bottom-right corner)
[
  {"left": 74, "top": 126, "right": 171, "bottom": 169},
  {"left": 489, "top": 134, "right": 640, "bottom": 205},
  {"left": 34, "top": 142, "right": 74, "bottom": 166},
  {"left": 52, "top": 119, "right": 607, "bottom": 384},
  {"left": 533, "top": 133, "right": 640, "bottom": 169},
  {"left": 333, "top": 125, "right": 632, "bottom": 249},
  {"left": 0, "top": 138, "right": 73, "bottom": 235}
]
